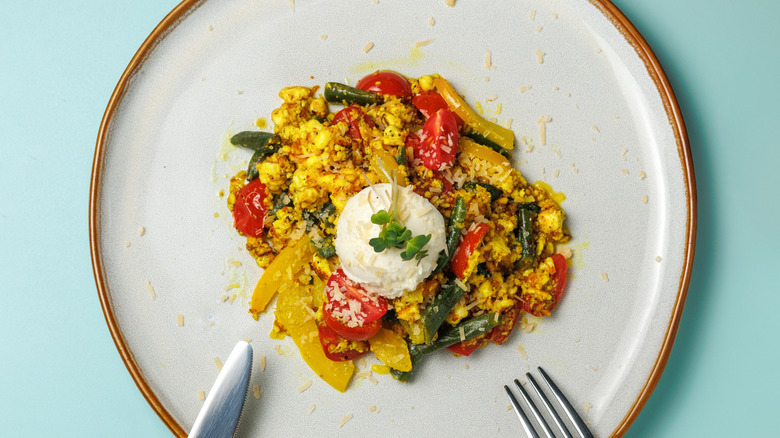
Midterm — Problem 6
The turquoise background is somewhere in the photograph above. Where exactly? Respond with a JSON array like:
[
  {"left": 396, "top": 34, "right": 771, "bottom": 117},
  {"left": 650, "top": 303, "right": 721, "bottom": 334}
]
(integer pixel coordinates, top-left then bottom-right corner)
[{"left": 1, "top": 0, "right": 777, "bottom": 436}]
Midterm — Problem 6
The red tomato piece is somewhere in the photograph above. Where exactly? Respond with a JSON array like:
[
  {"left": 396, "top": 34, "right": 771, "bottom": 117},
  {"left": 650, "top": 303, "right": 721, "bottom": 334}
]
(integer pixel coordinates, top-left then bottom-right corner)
[
  {"left": 450, "top": 223, "right": 490, "bottom": 279},
  {"left": 232, "top": 179, "right": 268, "bottom": 238},
  {"left": 487, "top": 301, "right": 523, "bottom": 345},
  {"left": 332, "top": 105, "right": 374, "bottom": 142},
  {"left": 355, "top": 70, "right": 411, "bottom": 98},
  {"left": 445, "top": 337, "right": 483, "bottom": 356},
  {"left": 551, "top": 253, "right": 568, "bottom": 301},
  {"left": 417, "top": 108, "right": 459, "bottom": 171},
  {"left": 519, "top": 253, "right": 568, "bottom": 317},
  {"left": 412, "top": 91, "right": 464, "bottom": 129},
  {"left": 322, "top": 269, "right": 388, "bottom": 341},
  {"left": 317, "top": 323, "right": 368, "bottom": 361},
  {"left": 323, "top": 310, "right": 381, "bottom": 341}
]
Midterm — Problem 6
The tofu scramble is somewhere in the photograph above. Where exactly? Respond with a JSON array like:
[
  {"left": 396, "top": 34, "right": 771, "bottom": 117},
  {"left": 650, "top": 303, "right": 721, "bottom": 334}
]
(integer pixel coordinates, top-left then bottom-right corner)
[{"left": 226, "top": 71, "right": 570, "bottom": 391}]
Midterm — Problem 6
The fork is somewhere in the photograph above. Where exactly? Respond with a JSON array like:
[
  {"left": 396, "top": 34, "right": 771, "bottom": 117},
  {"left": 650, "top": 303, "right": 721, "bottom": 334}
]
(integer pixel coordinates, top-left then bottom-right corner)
[{"left": 504, "top": 367, "right": 594, "bottom": 438}]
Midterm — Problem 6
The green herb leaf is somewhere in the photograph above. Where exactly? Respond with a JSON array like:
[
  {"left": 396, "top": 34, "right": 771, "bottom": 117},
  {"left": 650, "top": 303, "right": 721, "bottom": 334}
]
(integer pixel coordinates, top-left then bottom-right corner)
[
  {"left": 369, "top": 237, "right": 387, "bottom": 253},
  {"left": 400, "top": 234, "right": 432, "bottom": 261},
  {"left": 371, "top": 210, "right": 392, "bottom": 225}
]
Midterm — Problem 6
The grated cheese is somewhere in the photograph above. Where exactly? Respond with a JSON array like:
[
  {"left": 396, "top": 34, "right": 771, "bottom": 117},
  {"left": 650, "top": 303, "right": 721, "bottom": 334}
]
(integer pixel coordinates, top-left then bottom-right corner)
[
  {"left": 197, "top": 390, "right": 206, "bottom": 401},
  {"left": 214, "top": 358, "right": 223, "bottom": 370},
  {"left": 298, "top": 380, "right": 312, "bottom": 392},
  {"left": 260, "top": 355, "right": 266, "bottom": 372},
  {"left": 363, "top": 42, "right": 374, "bottom": 53},
  {"left": 176, "top": 314, "right": 184, "bottom": 327},
  {"left": 144, "top": 280, "right": 156, "bottom": 300},
  {"left": 536, "top": 115, "right": 551, "bottom": 145},
  {"left": 253, "top": 384, "right": 262, "bottom": 399},
  {"left": 339, "top": 414, "right": 354, "bottom": 428},
  {"left": 535, "top": 50, "right": 545, "bottom": 64},
  {"left": 308, "top": 404, "right": 316, "bottom": 415}
]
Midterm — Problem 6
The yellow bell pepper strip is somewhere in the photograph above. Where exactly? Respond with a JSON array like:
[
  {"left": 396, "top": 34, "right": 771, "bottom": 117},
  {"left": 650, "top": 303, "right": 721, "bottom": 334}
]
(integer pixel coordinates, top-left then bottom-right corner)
[
  {"left": 433, "top": 77, "right": 515, "bottom": 150},
  {"left": 369, "top": 149, "right": 409, "bottom": 186},
  {"left": 274, "top": 276, "right": 354, "bottom": 392},
  {"left": 458, "top": 137, "right": 511, "bottom": 168},
  {"left": 369, "top": 328, "right": 413, "bottom": 372},
  {"left": 249, "top": 235, "right": 315, "bottom": 317}
]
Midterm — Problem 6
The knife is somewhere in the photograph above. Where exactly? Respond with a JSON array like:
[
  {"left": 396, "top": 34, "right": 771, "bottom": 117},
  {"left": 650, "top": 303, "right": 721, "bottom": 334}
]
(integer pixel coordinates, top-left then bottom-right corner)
[{"left": 190, "top": 341, "right": 253, "bottom": 438}]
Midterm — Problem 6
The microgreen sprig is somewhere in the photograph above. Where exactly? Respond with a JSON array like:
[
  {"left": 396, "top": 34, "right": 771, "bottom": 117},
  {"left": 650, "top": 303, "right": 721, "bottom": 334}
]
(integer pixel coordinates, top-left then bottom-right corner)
[{"left": 367, "top": 168, "right": 431, "bottom": 264}]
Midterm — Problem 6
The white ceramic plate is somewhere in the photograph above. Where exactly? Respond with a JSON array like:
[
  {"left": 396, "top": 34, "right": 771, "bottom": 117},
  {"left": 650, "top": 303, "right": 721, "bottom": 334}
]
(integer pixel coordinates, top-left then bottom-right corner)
[{"left": 90, "top": 1, "right": 695, "bottom": 436}]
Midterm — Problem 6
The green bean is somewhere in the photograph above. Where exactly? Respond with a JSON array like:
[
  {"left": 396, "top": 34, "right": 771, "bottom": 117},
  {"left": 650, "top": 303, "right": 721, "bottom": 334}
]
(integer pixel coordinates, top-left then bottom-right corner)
[
  {"left": 245, "top": 150, "right": 263, "bottom": 181},
  {"left": 433, "top": 196, "right": 466, "bottom": 273},
  {"left": 390, "top": 313, "right": 500, "bottom": 381},
  {"left": 230, "top": 131, "right": 276, "bottom": 152},
  {"left": 421, "top": 278, "right": 467, "bottom": 344},
  {"left": 463, "top": 181, "right": 502, "bottom": 202},
  {"left": 517, "top": 203, "right": 541, "bottom": 269},
  {"left": 323, "top": 82, "right": 380, "bottom": 106}
]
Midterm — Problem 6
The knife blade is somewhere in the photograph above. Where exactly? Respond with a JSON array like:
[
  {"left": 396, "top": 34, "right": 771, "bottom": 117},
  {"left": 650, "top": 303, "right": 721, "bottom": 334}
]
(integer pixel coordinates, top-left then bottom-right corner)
[{"left": 190, "top": 341, "right": 253, "bottom": 438}]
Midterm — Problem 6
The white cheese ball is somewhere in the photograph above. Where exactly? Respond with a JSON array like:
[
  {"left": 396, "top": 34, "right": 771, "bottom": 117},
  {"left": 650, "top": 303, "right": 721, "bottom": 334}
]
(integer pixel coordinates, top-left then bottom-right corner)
[{"left": 334, "top": 183, "right": 446, "bottom": 299}]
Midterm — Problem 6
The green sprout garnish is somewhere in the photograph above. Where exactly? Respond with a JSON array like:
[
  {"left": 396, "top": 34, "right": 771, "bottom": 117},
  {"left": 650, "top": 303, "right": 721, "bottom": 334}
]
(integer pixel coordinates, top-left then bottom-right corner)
[{"left": 367, "top": 168, "right": 430, "bottom": 264}]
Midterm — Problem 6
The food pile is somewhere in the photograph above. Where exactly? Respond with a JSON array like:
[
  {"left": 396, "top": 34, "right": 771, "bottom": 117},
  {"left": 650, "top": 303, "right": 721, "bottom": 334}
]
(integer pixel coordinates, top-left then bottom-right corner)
[{"left": 226, "top": 71, "right": 570, "bottom": 391}]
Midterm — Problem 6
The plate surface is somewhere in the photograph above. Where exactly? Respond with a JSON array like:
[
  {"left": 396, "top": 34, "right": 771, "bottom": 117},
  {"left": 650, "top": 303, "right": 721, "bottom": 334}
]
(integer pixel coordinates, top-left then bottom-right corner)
[{"left": 90, "top": 0, "right": 695, "bottom": 436}]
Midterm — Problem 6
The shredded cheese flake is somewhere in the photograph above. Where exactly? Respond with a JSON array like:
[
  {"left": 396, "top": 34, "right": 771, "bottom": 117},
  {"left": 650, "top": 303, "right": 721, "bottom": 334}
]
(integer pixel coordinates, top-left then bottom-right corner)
[
  {"left": 535, "top": 50, "right": 545, "bottom": 64},
  {"left": 536, "top": 115, "right": 551, "bottom": 145},
  {"left": 214, "top": 358, "right": 223, "bottom": 370},
  {"left": 253, "top": 384, "right": 262, "bottom": 399},
  {"left": 176, "top": 314, "right": 184, "bottom": 327},
  {"left": 415, "top": 38, "right": 435, "bottom": 47},
  {"left": 642, "top": 195, "right": 649, "bottom": 204},
  {"left": 298, "top": 380, "right": 312, "bottom": 392},
  {"left": 444, "top": 0, "right": 455, "bottom": 6},
  {"left": 260, "top": 355, "right": 266, "bottom": 372},
  {"left": 516, "top": 345, "right": 528, "bottom": 360},
  {"left": 197, "top": 390, "right": 206, "bottom": 401},
  {"left": 363, "top": 42, "right": 374, "bottom": 53},
  {"left": 339, "top": 414, "right": 354, "bottom": 428},
  {"left": 601, "top": 272, "right": 609, "bottom": 282},
  {"left": 656, "top": 256, "right": 663, "bottom": 263},
  {"left": 144, "top": 280, "right": 156, "bottom": 300},
  {"left": 308, "top": 404, "right": 316, "bottom": 415}
]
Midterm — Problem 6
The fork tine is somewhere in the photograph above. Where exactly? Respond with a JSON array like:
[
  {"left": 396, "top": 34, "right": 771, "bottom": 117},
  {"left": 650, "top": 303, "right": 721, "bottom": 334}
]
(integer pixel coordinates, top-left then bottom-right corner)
[
  {"left": 537, "top": 367, "right": 595, "bottom": 438},
  {"left": 513, "top": 379, "right": 556, "bottom": 438},
  {"left": 504, "top": 384, "right": 540, "bottom": 438},
  {"left": 526, "top": 372, "right": 574, "bottom": 438}
]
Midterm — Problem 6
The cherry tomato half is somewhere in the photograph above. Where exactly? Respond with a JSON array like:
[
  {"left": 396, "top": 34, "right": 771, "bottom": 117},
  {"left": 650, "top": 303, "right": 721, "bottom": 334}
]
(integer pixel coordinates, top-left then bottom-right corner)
[
  {"left": 332, "top": 105, "right": 374, "bottom": 143},
  {"left": 322, "top": 270, "right": 388, "bottom": 341},
  {"left": 317, "top": 322, "right": 368, "bottom": 361},
  {"left": 232, "top": 179, "right": 268, "bottom": 238},
  {"left": 450, "top": 223, "right": 490, "bottom": 279},
  {"left": 356, "top": 70, "right": 411, "bottom": 98},
  {"left": 323, "top": 310, "right": 382, "bottom": 341},
  {"left": 416, "top": 108, "right": 459, "bottom": 171},
  {"left": 412, "top": 91, "right": 464, "bottom": 129}
]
